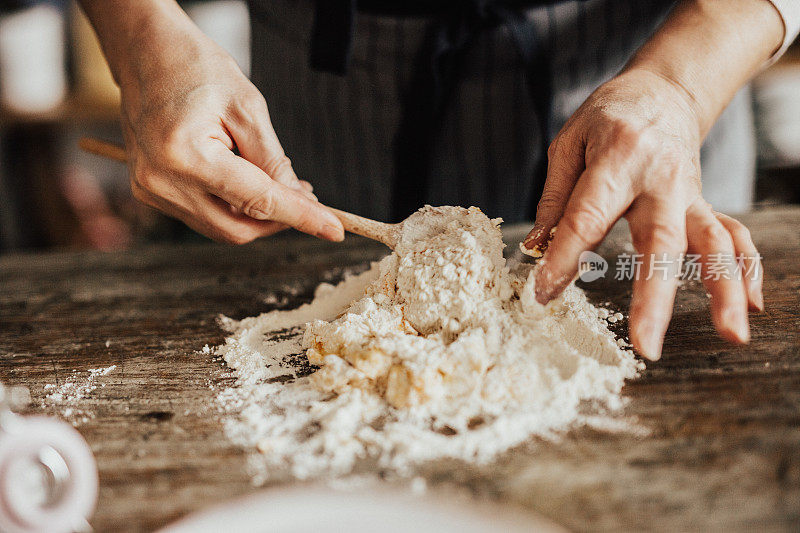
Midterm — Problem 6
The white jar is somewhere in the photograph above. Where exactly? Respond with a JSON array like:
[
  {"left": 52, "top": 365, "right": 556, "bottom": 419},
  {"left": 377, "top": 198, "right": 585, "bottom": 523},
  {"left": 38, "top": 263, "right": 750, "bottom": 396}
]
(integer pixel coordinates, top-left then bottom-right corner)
[
  {"left": 0, "top": 5, "right": 67, "bottom": 114},
  {"left": 184, "top": 1, "right": 251, "bottom": 77}
]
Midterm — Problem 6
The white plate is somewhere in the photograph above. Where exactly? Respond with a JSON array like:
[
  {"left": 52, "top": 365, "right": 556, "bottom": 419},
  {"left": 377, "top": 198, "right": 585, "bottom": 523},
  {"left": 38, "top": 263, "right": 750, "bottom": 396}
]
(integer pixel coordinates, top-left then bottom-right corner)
[{"left": 160, "top": 483, "right": 565, "bottom": 533}]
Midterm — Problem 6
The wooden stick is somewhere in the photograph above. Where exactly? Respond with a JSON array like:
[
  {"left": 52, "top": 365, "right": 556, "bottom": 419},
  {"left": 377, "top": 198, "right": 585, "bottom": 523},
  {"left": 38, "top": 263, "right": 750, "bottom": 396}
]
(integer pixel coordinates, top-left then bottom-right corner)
[
  {"left": 329, "top": 208, "right": 400, "bottom": 249},
  {"left": 79, "top": 137, "right": 127, "bottom": 163},
  {"left": 78, "top": 137, "right": 400, "bottom": 248}
]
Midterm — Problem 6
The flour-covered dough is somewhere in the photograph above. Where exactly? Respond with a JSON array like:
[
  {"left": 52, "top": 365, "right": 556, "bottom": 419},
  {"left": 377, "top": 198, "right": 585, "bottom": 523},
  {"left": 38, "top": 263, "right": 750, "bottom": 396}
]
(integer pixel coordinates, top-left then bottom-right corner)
[{"left": 216, "top": 205, "right": 642, "bottom": 481}]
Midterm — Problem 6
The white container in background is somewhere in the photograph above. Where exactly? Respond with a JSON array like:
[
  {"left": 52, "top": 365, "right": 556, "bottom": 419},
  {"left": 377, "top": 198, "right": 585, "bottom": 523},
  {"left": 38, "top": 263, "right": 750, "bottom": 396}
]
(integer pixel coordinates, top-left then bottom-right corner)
[
  {"left": 754, "top": 63, "right": 800, "bottom": 169},
  {"left": 185, "top": 0, "right": 251, "bottom": 77},
  {"left": 0, "top": 5, "right": 67, "bottom": 114}
]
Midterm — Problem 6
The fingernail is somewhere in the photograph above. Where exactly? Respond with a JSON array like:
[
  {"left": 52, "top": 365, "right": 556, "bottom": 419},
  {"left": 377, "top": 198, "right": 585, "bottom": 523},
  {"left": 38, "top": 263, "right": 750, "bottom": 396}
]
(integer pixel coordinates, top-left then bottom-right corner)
[
  {"left": 522, "top": 224, "right": 547, "bottom": 250},
  {"left": 522, "top": 224, "right": 557, "bottom": 259},
  {"left": 534, "top": 266, "right": 555, "bottom": 304},
  {"left": 751, "top": 288, "right": 764, "bottom": 312},
  {"left": 320, "top": 207, "right": 340, "bottom": 227},
  {"left": 722, "top": 307, "right": 750, "bottom": 344},
  {"left": 636, "top": 319, "right": 664, "bottom": 361},
  {"left": 317, "top": 223, "right": 344, "bottom": 242},
  {"left": 734, "top": 308, "right": 750, "bottom": 343},
  {"left": 534, "top": 287, "right": 552, "bottom": 305}
]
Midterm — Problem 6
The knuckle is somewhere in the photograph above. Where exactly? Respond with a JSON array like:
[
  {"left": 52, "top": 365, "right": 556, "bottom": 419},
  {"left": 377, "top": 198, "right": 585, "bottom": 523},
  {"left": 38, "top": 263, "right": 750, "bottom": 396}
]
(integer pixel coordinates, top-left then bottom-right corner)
[
  {"left": 608, "top": 120, "right": 661, "bottom": 159},
  {"left": 223, "top": 230, "right": 257, "bottom": 245},
  {"left": 547, "top": 138, "right": 561, "bottom": 160},
  {"left": 699, "top": 222, "right": 732, "bottom": 250},
  {"left": 130, "top": 182, "right": 151, "bottom": 205},
  {"left": 610, "top": 121, "right": 643, "bottom": 149},
  {"left": 728, "top": 220, "right": 752, "bottom": 244},
  {"left": 242, "top": 189, "right": 276, "bottom": 219},
  {"left": 592, "top": 169, "right": 627, "bottom": 197},
  {"left": 563, "top": 203, "right": 607, "bottom": 245},
  {"left": 131, "top": 167, "right": 156, "bottom": 192},
  {"left": 162, "top": 132, "right": 183, "bottom": 162},
  {"left": 658, "top": 171, "right": 687, "bottom": 195},
  {"left": 536, "top": 189, "right": 564, "bottom": 214},
  {"left": 290, "top": 200, "right": 315, "bottom": 231},
  {"left": 265, "top": 154, "right": 293, "bottom": 179},
  {"left": 644, "top": 222, "right": 687, "bottom": 252},
  {"left": 217, "top": 233, "right": 238, "bottom": 245},
  {"left": 238, "top": 231, "right": 260, "bottom": 245},
  {"left": 235, "top": 93, "right": 268, "bottom": 122},
  {"left": 199, "top": 167, "right": 224, "bottom": 191},
  {"left": 636, "top": 131, "right": 660, "bottom": 154},
  {"left": 160, "top": 131, "right": 193, "bottom": 172}
]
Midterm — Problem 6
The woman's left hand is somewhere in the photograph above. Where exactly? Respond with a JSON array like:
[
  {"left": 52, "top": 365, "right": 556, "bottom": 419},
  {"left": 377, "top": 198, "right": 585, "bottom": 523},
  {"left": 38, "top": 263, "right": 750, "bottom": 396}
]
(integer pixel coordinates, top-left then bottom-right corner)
[{"left": 523, "top": 68, "right": 763, "bottom": 361}]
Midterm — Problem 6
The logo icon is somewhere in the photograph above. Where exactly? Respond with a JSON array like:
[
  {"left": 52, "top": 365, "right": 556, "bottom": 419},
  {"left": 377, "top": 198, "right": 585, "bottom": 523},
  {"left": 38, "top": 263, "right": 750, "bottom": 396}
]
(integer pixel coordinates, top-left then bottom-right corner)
[{"left": 578, "top": 251, "right": 608, "bottom": 282}]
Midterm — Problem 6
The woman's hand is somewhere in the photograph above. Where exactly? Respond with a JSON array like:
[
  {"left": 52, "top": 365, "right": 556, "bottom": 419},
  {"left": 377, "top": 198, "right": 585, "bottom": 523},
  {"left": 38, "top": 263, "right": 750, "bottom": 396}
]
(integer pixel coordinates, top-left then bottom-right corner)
[
  {"left": 523, "top": 68, "right": 763, "bottom": 360},
  {"left": 521, "top": 0, "right": 784, "bottom": 361},
  {"left": 110, "top": 5, "right": 343, "bottom": 244}
]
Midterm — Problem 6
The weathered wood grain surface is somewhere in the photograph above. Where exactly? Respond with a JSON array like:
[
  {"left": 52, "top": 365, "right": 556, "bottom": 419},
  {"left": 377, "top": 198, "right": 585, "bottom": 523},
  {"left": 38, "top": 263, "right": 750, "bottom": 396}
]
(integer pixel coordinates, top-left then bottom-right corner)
[{"left": 1, "top": 207, "right": 798, "bottom": 532}]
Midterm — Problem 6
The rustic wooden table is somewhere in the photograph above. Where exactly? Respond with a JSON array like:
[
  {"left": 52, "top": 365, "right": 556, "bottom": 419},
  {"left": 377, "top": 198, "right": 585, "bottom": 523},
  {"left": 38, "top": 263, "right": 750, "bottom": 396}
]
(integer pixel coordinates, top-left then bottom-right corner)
[{"left": 1, "top": 207, "right": 798, "bottom": 532}]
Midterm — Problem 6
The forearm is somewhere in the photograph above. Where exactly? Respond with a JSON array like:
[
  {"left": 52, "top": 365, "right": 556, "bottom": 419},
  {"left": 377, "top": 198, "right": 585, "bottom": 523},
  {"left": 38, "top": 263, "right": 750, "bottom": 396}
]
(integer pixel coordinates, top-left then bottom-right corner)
[
  {"left": 625, "top": 0, "right": 784, "bottom": 138},
  {"left": 78, "top": 0, "right": 205, "bottom": 89}
]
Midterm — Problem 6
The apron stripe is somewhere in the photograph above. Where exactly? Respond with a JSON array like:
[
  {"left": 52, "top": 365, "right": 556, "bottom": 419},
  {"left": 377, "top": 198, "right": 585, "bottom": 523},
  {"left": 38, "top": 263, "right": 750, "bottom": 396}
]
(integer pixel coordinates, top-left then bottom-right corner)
[{"left": 249, "top": 0, "right": 755, "bottom": 220}]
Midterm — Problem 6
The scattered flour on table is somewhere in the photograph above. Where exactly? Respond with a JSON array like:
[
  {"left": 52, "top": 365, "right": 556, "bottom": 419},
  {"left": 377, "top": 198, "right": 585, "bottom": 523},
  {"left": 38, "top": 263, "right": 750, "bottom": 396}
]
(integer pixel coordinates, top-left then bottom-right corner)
[
  {"left": 213, "top": 206, "right": 643, "bottom": 483},
  {"left": 42, "top": 365, "right": 116, "bottom": 426}
]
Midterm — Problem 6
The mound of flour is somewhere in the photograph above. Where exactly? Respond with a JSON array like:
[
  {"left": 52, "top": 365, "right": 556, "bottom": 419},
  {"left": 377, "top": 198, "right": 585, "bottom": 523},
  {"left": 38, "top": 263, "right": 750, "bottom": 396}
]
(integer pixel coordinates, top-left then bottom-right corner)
[{"left": 214, "top": 206, "right": 642, "bottom": 482}]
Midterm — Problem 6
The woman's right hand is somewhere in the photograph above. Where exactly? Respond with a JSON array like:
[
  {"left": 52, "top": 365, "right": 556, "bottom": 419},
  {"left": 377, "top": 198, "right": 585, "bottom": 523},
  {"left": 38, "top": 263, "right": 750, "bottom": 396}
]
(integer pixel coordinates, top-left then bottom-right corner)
[{"left": 115, "top": 13, "right": 343, "bottom": 244}]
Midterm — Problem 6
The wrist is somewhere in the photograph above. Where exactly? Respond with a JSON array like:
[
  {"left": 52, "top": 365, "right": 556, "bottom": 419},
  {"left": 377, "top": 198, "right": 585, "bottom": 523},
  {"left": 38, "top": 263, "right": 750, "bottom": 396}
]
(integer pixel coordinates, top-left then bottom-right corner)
[
  {"left": 117, "top": 13, "right": 207, "bottom": 89},
  {"left": 614, "top": 67, "right": 704, "bottom": 142},
  {"left": 620, "top": 0, "right": 784, "bottom": 138},
  {"left": 80, "top": 1, "right": 206, "bottom": 90}
]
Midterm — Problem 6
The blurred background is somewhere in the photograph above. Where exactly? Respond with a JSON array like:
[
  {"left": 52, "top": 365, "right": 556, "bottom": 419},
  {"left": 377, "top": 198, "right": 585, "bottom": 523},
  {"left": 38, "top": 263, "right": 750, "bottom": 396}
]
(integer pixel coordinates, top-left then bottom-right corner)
[{"left": 0, "top": 0, "right": 798, "bottom": 253}]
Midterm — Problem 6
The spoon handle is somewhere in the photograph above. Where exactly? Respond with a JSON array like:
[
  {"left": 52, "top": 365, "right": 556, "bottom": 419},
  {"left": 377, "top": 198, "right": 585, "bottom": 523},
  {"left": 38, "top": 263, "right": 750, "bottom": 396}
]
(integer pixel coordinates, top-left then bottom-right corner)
[
  {"left": 329, "top": 208, "right": 398, "bottom": 248},
  {"left": 78, "top": 137, "right": 400, "bottom": 248},
  {"left": 79, "top": 137, "right": 127, "bottom": 163}
]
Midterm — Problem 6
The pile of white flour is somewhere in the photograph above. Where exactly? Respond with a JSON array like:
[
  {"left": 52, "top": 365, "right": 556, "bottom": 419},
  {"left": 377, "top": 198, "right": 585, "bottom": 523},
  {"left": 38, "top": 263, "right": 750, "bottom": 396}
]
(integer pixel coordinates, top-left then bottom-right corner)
[{"left": 214, "top": 206, "right": 642, "bottom": 482}]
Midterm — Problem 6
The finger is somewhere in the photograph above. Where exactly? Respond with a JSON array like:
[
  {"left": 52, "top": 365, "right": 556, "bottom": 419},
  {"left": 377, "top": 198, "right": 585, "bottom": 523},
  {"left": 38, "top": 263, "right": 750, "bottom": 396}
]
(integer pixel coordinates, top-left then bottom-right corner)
[
  {"left": 715, "top": 212, "right": 763, "bottom": 311},
  {"left": 204, "top": 194, "right": 289, "bottom": 241},
  {"left": 297, "top": 181, "right": 319, "bottom": 202},
  {"left": 534, "top": 162, "right": 634, "bottom": 303},
  {"left": 132, "top": 180, "right": 287, "bottom": 243},
  {"left": 225, "top": 94, "right": 301, "bottom": 188},
  {"left": 204, "top": 149, "right": 344, "bottom": 241},
  {"left": 523, "top": 133, "right": 585, "bottom": 251},
  {"left": 686, "top": 201, "right": 750, "bottom": 344},
  {"left": 626, "top": 196, "right": 687, "bottom": 361},
  {"left": 291, "top": 183, "right": 318, "bottom": 203}
]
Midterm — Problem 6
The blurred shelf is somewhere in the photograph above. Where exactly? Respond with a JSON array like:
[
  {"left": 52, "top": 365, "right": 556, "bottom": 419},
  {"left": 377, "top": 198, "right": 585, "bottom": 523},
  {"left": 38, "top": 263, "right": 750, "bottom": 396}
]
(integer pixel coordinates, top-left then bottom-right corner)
[{"left": 0, "top": 94, "right": 120, "bottom": 128}]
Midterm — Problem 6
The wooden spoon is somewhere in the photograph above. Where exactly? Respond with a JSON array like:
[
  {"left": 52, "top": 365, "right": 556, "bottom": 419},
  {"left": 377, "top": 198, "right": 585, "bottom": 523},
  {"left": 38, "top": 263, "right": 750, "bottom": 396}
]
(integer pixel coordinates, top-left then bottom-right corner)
[{"left": 78, "top": 138, "right": 402, "bottom": 248}]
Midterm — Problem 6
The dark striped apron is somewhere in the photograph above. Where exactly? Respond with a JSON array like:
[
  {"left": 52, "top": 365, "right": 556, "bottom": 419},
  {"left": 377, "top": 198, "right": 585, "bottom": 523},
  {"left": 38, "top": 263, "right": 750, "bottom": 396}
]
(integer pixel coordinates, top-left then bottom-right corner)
[{"left": 247, "top": 0, "right": 756, "bottom": 222}]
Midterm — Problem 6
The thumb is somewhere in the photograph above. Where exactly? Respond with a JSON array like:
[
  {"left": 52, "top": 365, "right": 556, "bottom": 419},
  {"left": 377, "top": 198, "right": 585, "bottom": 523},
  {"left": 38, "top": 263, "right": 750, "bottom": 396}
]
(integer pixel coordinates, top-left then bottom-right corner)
[{"left": 205, "top": 148, "right": 344, "bottom": 241}]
